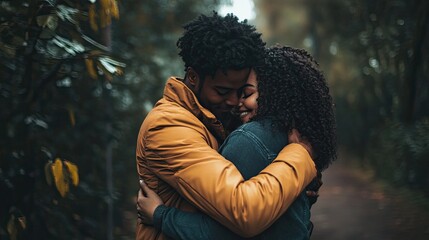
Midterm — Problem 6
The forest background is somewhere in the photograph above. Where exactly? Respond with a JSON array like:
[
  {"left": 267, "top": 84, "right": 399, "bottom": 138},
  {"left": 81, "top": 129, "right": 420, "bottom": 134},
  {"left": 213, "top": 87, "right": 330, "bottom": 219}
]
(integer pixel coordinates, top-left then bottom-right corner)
[{"left": 0, "top": 0, "right": 428, "bottom": 239}]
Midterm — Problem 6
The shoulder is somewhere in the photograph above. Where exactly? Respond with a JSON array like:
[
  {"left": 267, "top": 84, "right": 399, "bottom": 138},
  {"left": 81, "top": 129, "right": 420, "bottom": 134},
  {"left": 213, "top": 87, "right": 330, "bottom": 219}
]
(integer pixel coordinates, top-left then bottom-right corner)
[
  {"left": 237, "top": 119, "right": 271, "bottom": 132},
  {"left": 228, "top": 118, "right": 288, "bottom": 153},
  {"left": 221, "top": 121, "right": 271, "bottom": 155},
  {"left": 237, "top": 119, "right": 284, "bottom": 139},
  {"left": 144, "top": 100, "right": 201, "bottom": 130},
  {"left": 138, "top": 100, "right": 210, "bottom": 147}
]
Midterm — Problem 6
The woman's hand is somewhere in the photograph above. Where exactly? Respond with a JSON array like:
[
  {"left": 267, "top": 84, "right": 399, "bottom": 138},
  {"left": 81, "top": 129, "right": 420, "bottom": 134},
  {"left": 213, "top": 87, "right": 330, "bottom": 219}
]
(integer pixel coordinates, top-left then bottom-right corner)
[
  {"left": 137, "top": 179, "right": 164, "bottom": 225},
  {"left": 288, "top": 128, "right": 314, "bottom": 159}
]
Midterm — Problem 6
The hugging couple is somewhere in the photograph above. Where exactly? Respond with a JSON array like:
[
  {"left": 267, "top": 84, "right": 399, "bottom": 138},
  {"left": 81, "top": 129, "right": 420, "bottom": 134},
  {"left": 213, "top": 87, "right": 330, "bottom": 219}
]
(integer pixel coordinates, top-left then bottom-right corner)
[{"left": 135, "top": 11, "right": 336, "bottom": 240}]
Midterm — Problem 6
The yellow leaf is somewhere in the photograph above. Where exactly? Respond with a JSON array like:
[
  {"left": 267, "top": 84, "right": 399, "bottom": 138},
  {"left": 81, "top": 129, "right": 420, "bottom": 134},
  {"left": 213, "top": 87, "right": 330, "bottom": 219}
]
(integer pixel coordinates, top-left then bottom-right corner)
[
  {"left": 44, "top": 161, "right": 53, "bottom": 186},
  {"left": 36, "top": 15, "right": 58, "bottom": 29},
  {"left": 116, "top": 67, "right": 123, "bottom": 76},
  {"left": 7, "top": 215, "right": 17, "bottom": 240},
  {"left": 63, "top": 160, "right": 79, "bottom": 186},
  {"left": 85, "top": 58, "right": 98, "bottom": 79},
  {"left": 17, "top": 217, "right": 26, "bottom": 230},
  {"left": 99, "top": 0, "right": 111, "bottom": 27},
  {"left": 7, "top": 213, "right": 27, "bottom": 240},
  {"left": 99, "top": 0, "right": 120, "bottom": 27},
  {"left": 67, "top": 106, "right": 76, "bottom": 127},
  {"left": 100, "top": 12, "right": 109, "bottom": 28},
  {"left": 88, "top": 4, "right": 98, "bottom": 31},
  {"left": 51, "top": 158, "right": 69, "bottom": 197},
  {"left": 111, "top": 0, "right": 120, "bottom": 19},
  {"left": 100, "top": 0, "right": 110, "bottom": 9}
]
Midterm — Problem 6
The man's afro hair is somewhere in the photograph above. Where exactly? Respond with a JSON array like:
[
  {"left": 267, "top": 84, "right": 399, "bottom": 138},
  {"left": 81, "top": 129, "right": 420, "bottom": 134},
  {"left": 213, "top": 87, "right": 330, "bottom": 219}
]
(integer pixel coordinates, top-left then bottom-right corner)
[{"left": 177, "top": 11, "right": 266, "bottom": 78}]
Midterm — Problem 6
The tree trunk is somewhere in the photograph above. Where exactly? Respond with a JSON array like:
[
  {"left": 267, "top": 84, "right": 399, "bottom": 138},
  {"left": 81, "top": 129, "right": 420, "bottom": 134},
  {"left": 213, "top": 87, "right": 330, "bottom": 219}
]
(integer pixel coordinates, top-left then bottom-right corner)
[{"left": 402, "top": 0, "right": 429, "bottom": 122}]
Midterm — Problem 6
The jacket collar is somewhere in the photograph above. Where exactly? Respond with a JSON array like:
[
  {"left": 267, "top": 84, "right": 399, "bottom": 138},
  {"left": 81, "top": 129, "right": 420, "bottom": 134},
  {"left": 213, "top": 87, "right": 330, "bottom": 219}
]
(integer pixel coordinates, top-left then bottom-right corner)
[{"left": 163, "top": 77, "right": 227, "bottom": 142}]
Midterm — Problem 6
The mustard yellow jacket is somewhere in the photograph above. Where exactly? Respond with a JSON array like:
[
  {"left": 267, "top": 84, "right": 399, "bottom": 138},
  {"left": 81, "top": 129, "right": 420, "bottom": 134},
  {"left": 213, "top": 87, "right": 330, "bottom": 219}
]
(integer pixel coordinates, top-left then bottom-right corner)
[{"left": 136, "top": 77, "right": 317, "bottom": 239}]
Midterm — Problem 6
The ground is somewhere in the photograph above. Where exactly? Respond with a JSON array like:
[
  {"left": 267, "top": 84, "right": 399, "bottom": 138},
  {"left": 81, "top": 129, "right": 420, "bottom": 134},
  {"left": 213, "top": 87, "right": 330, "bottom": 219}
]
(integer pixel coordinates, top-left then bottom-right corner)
[
  {"left": 311, "top": 159, "right": 429, "bottom": 240},
  {"left": 124, "top": 156, "right": 429, "bottom": 240}
]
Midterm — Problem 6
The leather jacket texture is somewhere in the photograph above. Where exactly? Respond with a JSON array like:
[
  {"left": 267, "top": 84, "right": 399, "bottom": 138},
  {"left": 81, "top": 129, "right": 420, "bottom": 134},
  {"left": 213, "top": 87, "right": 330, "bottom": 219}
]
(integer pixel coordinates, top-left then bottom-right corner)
[{"left": 136, "top": 77, "right": 316, "bottom": 239}]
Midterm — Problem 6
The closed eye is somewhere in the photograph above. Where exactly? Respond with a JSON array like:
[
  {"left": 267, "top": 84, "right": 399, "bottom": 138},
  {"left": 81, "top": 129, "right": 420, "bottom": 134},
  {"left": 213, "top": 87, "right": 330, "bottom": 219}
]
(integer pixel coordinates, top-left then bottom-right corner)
[
  {"left": 215, "top": 88, "right": 232, "bottom": 96},
  {"left": 242, "top": 92, "right": 253, "bottom": 99},
  {"left": 242, "top": 87, "right": 256, "bottom": 99}
]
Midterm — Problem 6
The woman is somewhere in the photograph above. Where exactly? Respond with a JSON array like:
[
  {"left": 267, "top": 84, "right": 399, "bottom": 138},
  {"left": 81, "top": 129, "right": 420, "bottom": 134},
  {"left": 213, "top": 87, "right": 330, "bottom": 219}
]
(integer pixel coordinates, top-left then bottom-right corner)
[{"left": 138, "top": 45, "right": 336, "bottom": 239}]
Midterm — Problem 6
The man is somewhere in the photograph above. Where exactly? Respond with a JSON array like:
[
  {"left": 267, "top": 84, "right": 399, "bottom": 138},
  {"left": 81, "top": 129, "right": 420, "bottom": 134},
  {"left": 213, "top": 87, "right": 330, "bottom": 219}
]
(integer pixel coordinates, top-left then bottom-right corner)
[{"left": 136, "top": 12, "right": 317, "bottom": 239}]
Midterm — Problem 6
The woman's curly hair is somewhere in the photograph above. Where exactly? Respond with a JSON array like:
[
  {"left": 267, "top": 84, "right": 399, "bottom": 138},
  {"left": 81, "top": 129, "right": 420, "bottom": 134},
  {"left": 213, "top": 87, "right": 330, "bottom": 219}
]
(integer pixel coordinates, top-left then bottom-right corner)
[
  {"left": 254, "top": 45, "right": 337, "bottom": 170},
  {"left": 177, "top": 12, "right": 266, "bottom": 78}
]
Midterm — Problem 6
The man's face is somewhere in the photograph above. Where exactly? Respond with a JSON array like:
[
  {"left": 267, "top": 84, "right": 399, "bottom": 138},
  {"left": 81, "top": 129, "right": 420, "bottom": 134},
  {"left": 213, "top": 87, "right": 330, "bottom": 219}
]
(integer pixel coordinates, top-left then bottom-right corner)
[{"left": 197, "top": 68, "right": 250, "bottom": 123}]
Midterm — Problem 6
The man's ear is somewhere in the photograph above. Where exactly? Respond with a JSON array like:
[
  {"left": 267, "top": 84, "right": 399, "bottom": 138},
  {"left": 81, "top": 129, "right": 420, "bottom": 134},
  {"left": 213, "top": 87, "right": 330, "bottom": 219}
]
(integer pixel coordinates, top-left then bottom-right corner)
[{"left": 187, "top": 67, "right": 200, "bottom": 89}]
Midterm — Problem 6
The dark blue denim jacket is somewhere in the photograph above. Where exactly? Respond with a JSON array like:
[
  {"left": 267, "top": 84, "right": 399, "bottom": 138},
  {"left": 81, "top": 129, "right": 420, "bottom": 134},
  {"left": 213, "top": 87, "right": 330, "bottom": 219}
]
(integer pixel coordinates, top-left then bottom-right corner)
[{"left": 153, "top": 118, "right": 312, "bottom": 239}]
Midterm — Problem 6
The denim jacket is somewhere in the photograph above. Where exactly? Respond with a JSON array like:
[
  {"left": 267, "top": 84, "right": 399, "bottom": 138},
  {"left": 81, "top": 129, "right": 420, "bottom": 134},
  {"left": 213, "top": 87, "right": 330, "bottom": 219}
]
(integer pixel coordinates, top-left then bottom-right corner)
[{"left": 153, "top": 118, "right": 312, "bottom": 239}]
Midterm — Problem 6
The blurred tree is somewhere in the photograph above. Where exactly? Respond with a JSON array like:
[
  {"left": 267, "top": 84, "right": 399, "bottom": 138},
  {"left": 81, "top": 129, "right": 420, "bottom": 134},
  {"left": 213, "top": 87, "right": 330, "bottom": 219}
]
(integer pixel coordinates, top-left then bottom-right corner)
[
  {"left": 252, "top": 0, "right": 429, "bottom": 192},
  {"left": 1, "top": 0, "right": 228, "bottom": 239},
  {"left": 0, "top": 0, "right": 124, "bottom": 239},
  {"left": 254, "top": 0, "right": 311, "bottom": 49}
]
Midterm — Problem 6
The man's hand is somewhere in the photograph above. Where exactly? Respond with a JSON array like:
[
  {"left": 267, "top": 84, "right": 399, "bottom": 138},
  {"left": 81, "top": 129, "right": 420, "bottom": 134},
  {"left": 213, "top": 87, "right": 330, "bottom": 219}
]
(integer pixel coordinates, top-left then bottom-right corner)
[
  {"left": 288, "top": 129, "right": 314, "bottom": 159},
  {"left": 137, "top": 179, "right": 164, "bottom": 225},
  {"left": 288, "top": 128, "right": 321, "bottom": 203},
  {"left": 306, "top": 171, "right": 323, "bottom": 206}
]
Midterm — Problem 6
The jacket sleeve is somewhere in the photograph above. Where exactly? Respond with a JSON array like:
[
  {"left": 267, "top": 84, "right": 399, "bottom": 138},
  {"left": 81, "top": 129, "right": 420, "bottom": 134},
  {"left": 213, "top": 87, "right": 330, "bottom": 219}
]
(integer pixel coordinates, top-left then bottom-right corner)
[
  {"left": 151, "top": 129, "right": 272, "bottom": 240},
  {"left": 143, "top": 120, "right": 316, "bottom": 237},
  {"left": 153, "top": 205, "right": 240, "bottom": 240}
]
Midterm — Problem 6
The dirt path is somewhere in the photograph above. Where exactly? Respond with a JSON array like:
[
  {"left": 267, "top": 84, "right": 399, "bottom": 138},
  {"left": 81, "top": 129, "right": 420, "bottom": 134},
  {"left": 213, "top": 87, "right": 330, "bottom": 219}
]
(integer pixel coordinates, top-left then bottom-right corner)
[{"left": 311, "top": 161, "right": 429, "bottom": 240}]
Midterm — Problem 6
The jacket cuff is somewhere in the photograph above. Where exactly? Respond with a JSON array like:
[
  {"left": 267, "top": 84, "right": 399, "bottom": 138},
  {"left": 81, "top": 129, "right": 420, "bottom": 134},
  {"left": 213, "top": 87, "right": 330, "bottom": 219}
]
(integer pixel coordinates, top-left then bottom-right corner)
[{"left": 153, "top": 205, "right": 168, "bottom": 230}]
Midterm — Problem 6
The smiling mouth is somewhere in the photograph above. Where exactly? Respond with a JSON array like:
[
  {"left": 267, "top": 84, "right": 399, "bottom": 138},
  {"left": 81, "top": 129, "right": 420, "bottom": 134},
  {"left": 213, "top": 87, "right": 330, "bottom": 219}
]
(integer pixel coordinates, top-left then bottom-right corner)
[{"left": 240, "top": 111, "right": 250, "bottom": 118}]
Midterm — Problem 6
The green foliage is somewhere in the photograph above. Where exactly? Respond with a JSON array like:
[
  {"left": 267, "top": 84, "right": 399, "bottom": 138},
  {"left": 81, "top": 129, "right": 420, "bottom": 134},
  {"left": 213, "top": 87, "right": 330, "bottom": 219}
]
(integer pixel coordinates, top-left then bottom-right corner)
[
  {"left": 314, "top": 0, "right": 429, "bottom": 192},
  {"left": 1, "top": 0, "right": 225, "bottom": 239},
  {"left": 0, "top": 0, "right": 124, "bottom": 239},
  {"left": 254, "top": 0, "right": 429, "bottom": 192}
]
